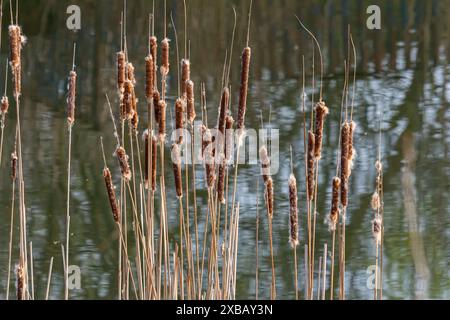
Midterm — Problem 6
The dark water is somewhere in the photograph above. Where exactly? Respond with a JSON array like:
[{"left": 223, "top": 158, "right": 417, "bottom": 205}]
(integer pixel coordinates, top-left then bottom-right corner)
[{"left": 0, "top": 0, "right": 449, "bottom": 300}]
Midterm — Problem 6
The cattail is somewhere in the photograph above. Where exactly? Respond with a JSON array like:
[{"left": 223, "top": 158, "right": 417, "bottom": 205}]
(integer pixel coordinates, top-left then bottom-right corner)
[
  {"left": 153, "top": 90, "right": 161, "bottom": 123},
  {"left": 104, "top": 168, "right": 120, "bottom": 223},
  {"left": 158, "top": 100, "right": 166, "bottom": 141},
  {"left": 123, "top": 80, "right": 135, "bottom": 120},
  {"left": 217, "top": 161, "right": 226, "bottom": 204},
  {"left": 175, "top": 98, "right": 185, "bottom": 143},
  {"left": 218, "top": 87, "right": 229, "bottom": 135},
  {"left": 131, "top": 109, "right": 139, "bottom": 131},
  {"left": 145, "top": 54, "right": 154, "bottom": 100},
  {"left": 265, "top": 177, "right": 274, "bottom": 219},
  {"left": 117, "top": 51, "right": 126, "bottom": 94},
  {"left": 11, "top": 152, "right": 17, "bottom": 181},
  {"left": 237, "top": 47, "right": 251, "bottom": 134},
  {"left": 372, "top": 216, "right": 382, "bottom": 244},
  {"left": 375, "top": 160, "right": 383, "bottom": 174},
  {"left": 314, "top": 101, "right": 329, "bottom": 160},
  {"left": 171, "top": 143, "right": 183, "bottom": 198},
  {"left": 289, "top": 174, "right": 298, "bottom": 248},
  {"left": 307, "top": 131, "right": 316, "bottom": 201},
  {"left": 1, "top": 96, "right": 9, "bottom": 114},
  {"left": 161, "top": 38, "right": 170, "bottom": 76},
  {"left": 371, "top": 191, "right": 381, "bottom": 211},
  {"left": 16, "top": 264, "right": 25, "bottom": 300},
  {"left": 224, "top": 115, "right": 234, "bottom": 163},
  {"left": 204, "top": 128, "right": 215, "bottom": 188},
  {"left": 340, "top": 122, "right": 351, "bottom": 207},
  {"left": 127, "top": 62, "right": 136, "bottom": 85},
  {"left": 348, "top": 121, "right": 357, "bottom": 176},
  {"left": 116, "top": 146, "right": 131, "bottom": 182},
  {"left": 150, "top": 36, "right": 158, "bottom": 86},
  {"left": 67, "top": 70, "right": 77, "bottom": 126},
  {"left": 201, "top": 124, "right": 209, "bottom": 159},
  {"left": 186, "top": 80, "right": 196, "bottom": 123},
  {"left": 260, "top": 145, "right": 270, "bottom": 184},
  {"left": 9, "top": 25, "right": 22, "bottom": 98},
  {"left": 181, "top": 59, "right": 190, "bottom": 97},
  {"left": 329, "top": 176, "right": 341, "bottom": 231},
  {"left": 144, "top": 132, "right": 159, "bottom": 191}
]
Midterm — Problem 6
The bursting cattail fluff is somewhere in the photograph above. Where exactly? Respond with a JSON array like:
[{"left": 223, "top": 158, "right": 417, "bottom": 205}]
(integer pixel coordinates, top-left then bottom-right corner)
[
  {"left": 123, "top": 80, "right": 135, "bottom": 120},
  {"left": 161, "top": 38, "right": 170, "bottom": 76},
  {"left": 145, "top": 54, "right": 154, "bottom": 101},
  {"left": 348, "top": 121, "right": 357, "bottom": 176},
  {"left": 158, "top": 100, "right": 166, "bottom": 141},
  {"left": 314, "top": 101, "right": 329, "bottom": 160},
  {"left": 1, "top": 96, "right": 9, "bottom": 114},
  {"left": 265, "top": 177, "right": 274, "bottom": 219},
  {"left": 104, "top": 168, "right": 120, "bottom": 223},
  {"left": 259, "top": 145, "right": 270, "bottom": 184},
  {"left": 116, "top": 146, "right": 132, "bottom": 182},
  {"left": 11, "top": 152, "right": 18, "bottom": 181},
  {"left": 181, "top": 59, "right": 190, "bottom": 97},
  {"left": 289, "top": 174, "right": 298, "bottom": 248},
  {"left": 307, "top": 131, "right": 316, "bottom": 200},
  {"left": 117, "top": 51, "right": 126, "bottom": 94},
  {"left": 127, "top": 62, "right": 136, "bottom": 86},
  {"left": 237, "top": 47, "right": 251, "bottom": 135},
  {"left": 175, "top": 98, "right": 185, "bottom": 143},
  {"left": 329, "top": 177, "right": 341, "bottom": 231},
  {"left": 171, "top": 143, "right": 183, "bottom": 198},
  {"left": 340, "top": 122, "right": 351, "bottom": 207},
  {"left": 371, "top": 191, "right": 381, "bottom": 211},
  {"left": 186, "top": 80, "right": 196, "bottom": 123},
  {"left": 67, "top": 70, "right": 77, "bottom": 126},
  {"left": 372, "top": 216, "right": 382, "bottom": 244}
]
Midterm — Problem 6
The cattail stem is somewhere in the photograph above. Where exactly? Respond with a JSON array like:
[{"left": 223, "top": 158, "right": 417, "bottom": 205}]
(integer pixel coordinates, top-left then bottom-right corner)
[{"left": 6, "top": 152, "right": 16, "bottom": 300}]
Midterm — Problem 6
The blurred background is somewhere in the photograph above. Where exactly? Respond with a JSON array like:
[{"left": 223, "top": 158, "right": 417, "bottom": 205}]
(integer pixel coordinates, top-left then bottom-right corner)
[{"left": 0, "top": 0, "right": 449, "bottom": 299}]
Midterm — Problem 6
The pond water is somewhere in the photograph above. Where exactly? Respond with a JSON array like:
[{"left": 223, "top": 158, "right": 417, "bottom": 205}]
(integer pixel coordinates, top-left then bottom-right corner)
[{"left": 0, "top": 0, "right": 448, "bottom": 300}]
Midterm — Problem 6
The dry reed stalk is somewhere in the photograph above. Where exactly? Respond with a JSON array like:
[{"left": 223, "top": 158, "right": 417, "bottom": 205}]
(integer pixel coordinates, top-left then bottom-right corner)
[
  {"left": 161, "top": 38, "right": 170, "bottom": 76},
  {"left": 9, "top": 25, "right": 22, "bottom": 98},
  {"left": 117, "top": 51, "right": 126, "bottom": 94},
  {"left": 67, "top": 70, "right": 77, "bottom": 126},
  {"left": 1, "top": 95, "right": 9, "bottom": 114},
  {"left": 171, "top": 143, "right": 183, "bottom": 198},
  {"left": 175, "top": 98, "right": 185, "bottom": 143},
  {"left": 104, "top": 167, "right": 120, "bottom": 223},
  {"left": 186, "top": 80, "right": 196, "bottom": 123},
  {"left": 145, "top": 54, "right": 154, "bottom": 101},
  {"left": 329, "top": 177, "right": 341, "bottom": 231},
  {"left": 307, "top": 131, "right": 315, "bottom": 200},
  {"left": 340, "top": 122, "right": 350, "bottom": 207},
  {"left": 289, "top": 174, "right": 298, "bottom": 248},
  {"left": 314, "top": 101, "right": 329, "bottom": 160},
  {"left": 151, "top": 134, "right": 157, "bottom": 191},
  {"left": 158, "top": 100, "right": 166, "bottom": 141},
  {"left": 16, "top": 263, "right": 25, "bottom": 300},
  {"left": 259, "top": 146, "right": 270, "bottom": 184},
  {"left": 181, "top": 59, "right": 190, "bottom": 97},
  {"left": 237, "top": 47, "right": 251, "bottom": 135},
  {"left": 116, "top": 146, "right": 132, "bottom": 182}
]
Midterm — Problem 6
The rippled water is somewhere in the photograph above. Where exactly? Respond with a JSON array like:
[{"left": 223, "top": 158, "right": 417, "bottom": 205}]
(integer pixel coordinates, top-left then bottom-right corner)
[{"left": 0, "top": 0, "right": 449, "bottom": 300}]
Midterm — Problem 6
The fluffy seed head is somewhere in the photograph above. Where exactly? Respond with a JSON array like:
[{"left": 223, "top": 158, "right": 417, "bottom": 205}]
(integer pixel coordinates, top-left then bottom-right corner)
[
  {"left": 175, "top": 98, "right": 185, "bottom": 143},
  {"left": 1, "top": 96, "right": 9, "bottom": 114},
  {"left": 158, "top": 100, "right": 167, "bottom": 141},
  {"left": 265, "top": 177, "right": 274, "bottom": 219},
  {"left": 181, "top": 59, "right": 190, "bottom": 97},
  {"left": 67, "top": 70, "right": 77, "bottom": 126},
  {"left": 259, "top": 145, "right": 270, "bottom": 184},
  {"left": 145, "top": 55, "right": 155, "bottom": 100},
  {"left": 186, "top": 80, "right": 196, "bottom": 123},
  {"left": 328, "top": 177, "right": 341, "bottom": 231},
  {"left": 104, "top": 168, "right": 120, "bottom": 223},
  {"left": 171, "top": 143, "right": 183, "bottom": 198},
  {"left": 117, "top": 51, "right": 126, "bottom": 94},
  {"left": 161, "top": 38, "right": 170, "bottom": 76},
  {"left": 237, "top": 47, "right": 251, "bottom": 134},
  {"left": 289, "top": 174, "right": 299, "bottom": 248},
  {"left": 307, "top": 131, "right": 316, "bottom": 201},
  {"left": 314, "top": 101, "right": 329, "bottom": 160},
  {"left": 340, "top": 122, "right": 351, "bottom": 207},
  {"left": 116, "top": 146, "right": 132, "bottom": 181}
]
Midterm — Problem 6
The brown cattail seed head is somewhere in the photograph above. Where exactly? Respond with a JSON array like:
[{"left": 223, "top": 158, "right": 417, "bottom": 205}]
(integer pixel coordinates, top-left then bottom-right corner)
[
  {"left": 150, "top": 36, "right": 158, "bottom": 66},
  {"left": 67, "top": 70, "right": 77, "bottom": 126},
  {"left": 181, "top": 59, "right": 190, "bottom": 97},
  {"left": 161, "top": 38, "right": 170, "bottom": 76},
  {"left": 372, "top": 216, "right": 382, "bottom": 244},
  {"left": 117, "top": 51, "right": 126, "bottom": 94},
  {"left": 340, "top": 122, "right": 351, "bottom": 207},
  {"left": 348, "top": 121, "right": 357, "bottom": 176},
  {"left": 16, "top": 264, "right": 25, "bottom": 300},
  {"left": 375, "top": 160, "right": 383, "bottom": 174},
  {"left": 307, "top": 130, "right": 316, "bottom": 201},
  {"left": 158, "top": 100, "right": 167, "bottom": 141},
  {"left": 171, "top": 143, "right": 183, "bottom": 198},
  {"left": 123, "top": 80, "right": 135, "bottom": 121},
  {"left": 116, "top": 146, "right": 132, "bottom": 181},
  {"left": 1, "top": 96, "right": 9, "bottom": 114},
  {"left": 314, "top": 101, "right": 329, "bottom": 160},
  {"left": 204, "top": 129, "right": 215, "bottom": 188},
  {"left": 145, "top": 55, "right": 154, "bottom": 100},
  {"left": 131, "top": 109, "right": 139, "bottom": 131},
  {"left": 260, "top": 145, "right": 270, "bottom": 184},
  {"left": 186, "top": 80, "right": 196, "bottom": 123},
  {"left": 265, "top": 177, "right": 274, "bottom": 219},
  {"left": 9, "top": 25, "right": 23, "bottom": 98},
  {"left": 11, "top": 152, "right": 18, "bottom": 181},
  {"left": 175, "top": 98, "right": 185, "bottom": 143},
  {"left": 153, "top": 90, "right": 161, "bottom": 123},
  {"left": 371, "top": 191, "right": 381, "bottom": 211},
  {"left": 329, "top": 177, "right": 341, "bottom": 231},
  {"left": 104, "top": 168, "right": 120, "bottom": 223},
  {"left": 225, "top": 115, "right": 234, "bottom": 163},
  {"left": 289, "top": 174, "right": 298, "bottom": 248},
  {"left": 127, "top": 62, "right": 136, "bottom": 86},
  {"left": 217, "top": 162, "right": 226, "bottom": 204},
  {"left": 218, "top": 87, "right": 229, "bottom": 135},
  {"left": 237, "top": 47, "right": 251, "bottom": 134},
  {"left": 143, "top": 130, "right": 158, "bottom": 190}
]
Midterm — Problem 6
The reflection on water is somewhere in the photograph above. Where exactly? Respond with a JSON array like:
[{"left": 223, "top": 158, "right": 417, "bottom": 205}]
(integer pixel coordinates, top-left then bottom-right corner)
[{"left": 0, "top": 0, "right": 449, "bottom": 299}]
